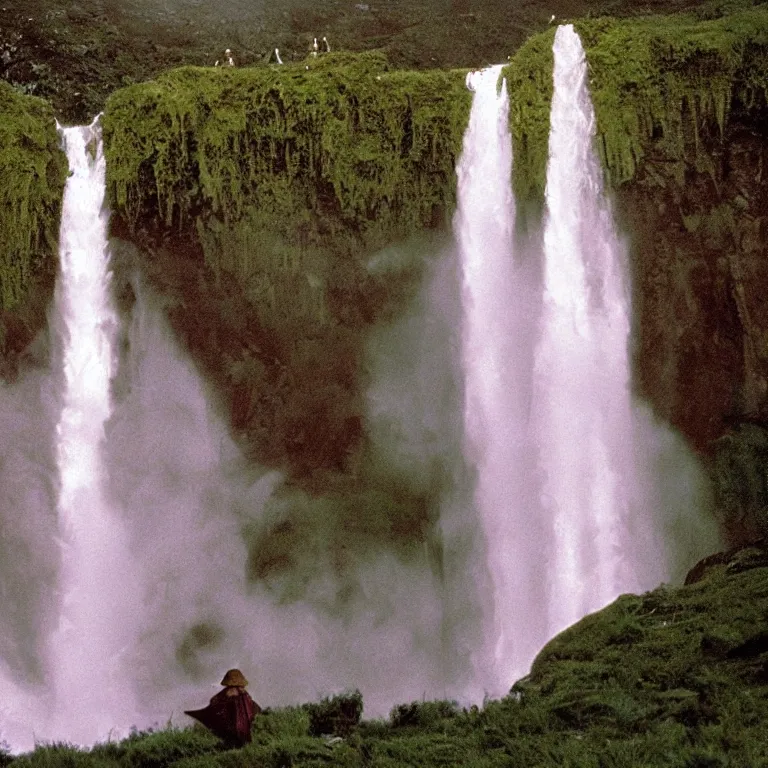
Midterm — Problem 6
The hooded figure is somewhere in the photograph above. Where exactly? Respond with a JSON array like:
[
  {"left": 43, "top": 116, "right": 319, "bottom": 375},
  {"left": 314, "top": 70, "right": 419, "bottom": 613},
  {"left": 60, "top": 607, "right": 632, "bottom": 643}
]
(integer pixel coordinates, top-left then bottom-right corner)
[{"left": 185, "top": 669, "right": 261, "bottom": 747}]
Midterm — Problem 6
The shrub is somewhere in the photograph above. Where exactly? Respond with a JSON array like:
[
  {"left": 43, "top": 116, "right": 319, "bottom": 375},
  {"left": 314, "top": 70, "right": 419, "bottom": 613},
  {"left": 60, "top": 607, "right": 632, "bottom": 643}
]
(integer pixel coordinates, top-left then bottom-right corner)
[
  {"left": 389, "top": 700, "right": 459, "bottom": 729},
  {"left": 252, "top": 707, "right": 311, "bottom": 742},
  {"left": 304, "top": 691, "right": 363, "bottom": 736}
]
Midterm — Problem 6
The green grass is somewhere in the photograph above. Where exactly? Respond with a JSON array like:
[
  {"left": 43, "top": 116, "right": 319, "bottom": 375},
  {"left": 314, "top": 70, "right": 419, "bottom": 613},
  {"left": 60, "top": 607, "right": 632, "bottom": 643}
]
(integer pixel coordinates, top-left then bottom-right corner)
[{"left": 9, "top": 555, "right": 768, "bottom": 766}]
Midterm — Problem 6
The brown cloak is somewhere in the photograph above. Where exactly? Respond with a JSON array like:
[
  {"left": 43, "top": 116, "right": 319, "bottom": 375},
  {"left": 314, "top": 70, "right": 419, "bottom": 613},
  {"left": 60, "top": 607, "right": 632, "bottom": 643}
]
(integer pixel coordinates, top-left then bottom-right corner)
[{"left": 185, "top": 686, "right": 260, "bottom": 747}]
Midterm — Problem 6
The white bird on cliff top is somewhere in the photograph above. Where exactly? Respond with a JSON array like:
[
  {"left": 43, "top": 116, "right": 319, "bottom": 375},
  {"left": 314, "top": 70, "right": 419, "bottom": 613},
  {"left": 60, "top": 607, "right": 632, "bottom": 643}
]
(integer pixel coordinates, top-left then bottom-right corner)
[{"left": 215, "top": 47, "right": 235, "bottom": 66}]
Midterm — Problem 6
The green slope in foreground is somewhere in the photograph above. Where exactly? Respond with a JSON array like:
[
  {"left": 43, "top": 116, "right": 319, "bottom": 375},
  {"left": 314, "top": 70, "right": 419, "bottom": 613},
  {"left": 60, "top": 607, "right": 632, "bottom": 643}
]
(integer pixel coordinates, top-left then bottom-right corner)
[{"left": 7, "top": 545, "right": 768, "bottom": 767}]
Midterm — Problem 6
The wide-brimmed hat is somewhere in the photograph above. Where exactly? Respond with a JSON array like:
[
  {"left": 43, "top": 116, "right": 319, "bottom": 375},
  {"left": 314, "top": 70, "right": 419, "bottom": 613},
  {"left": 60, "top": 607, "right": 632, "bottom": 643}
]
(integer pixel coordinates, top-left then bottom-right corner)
[{"left": 220, "top": 668, "right": 248, "bottom": 687}]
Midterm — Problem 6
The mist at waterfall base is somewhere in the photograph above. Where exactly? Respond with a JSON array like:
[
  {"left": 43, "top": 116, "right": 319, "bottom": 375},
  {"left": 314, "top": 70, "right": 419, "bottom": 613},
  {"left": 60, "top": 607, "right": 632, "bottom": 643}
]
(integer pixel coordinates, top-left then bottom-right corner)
[
  {"left": 0, "top": 30, "right": 720, "bottom": 752},
  {"left": 0, "top": 128, "right": 449, "bottom": 751}
]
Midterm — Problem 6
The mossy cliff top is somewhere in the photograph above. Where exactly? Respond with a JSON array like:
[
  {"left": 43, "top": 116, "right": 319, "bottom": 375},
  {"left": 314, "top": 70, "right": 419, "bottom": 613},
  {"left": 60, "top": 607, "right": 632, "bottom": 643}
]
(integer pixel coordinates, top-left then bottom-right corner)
[
  {"left": 102, "top": 4, "right": 768, "bottom": 234},
  {"left": 506, "top": 3, "right": 768, "bottom": 200},
  {"left": 0, "top": 81, "right": 66, "bottom": 314},
  {"left": 102, "top": 52, "right": 471, "bottom": 248}
]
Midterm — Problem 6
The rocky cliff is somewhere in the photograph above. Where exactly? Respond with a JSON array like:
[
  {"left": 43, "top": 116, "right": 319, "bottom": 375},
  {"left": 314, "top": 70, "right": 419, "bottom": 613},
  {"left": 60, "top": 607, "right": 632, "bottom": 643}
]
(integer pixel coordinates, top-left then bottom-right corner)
[{"left": 1, "top": 2, "right": 767, "bottom": 546}]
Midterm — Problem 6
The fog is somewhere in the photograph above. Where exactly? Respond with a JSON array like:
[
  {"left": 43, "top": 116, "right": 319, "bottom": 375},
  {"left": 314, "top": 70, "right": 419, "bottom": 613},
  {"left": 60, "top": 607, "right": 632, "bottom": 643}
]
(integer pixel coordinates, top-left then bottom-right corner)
[
  {"left": 0, "top": 220, "right": 720, "bottom": 752},
  {"left": 0, "top": 240, "right": 474, "bottom": 750}
]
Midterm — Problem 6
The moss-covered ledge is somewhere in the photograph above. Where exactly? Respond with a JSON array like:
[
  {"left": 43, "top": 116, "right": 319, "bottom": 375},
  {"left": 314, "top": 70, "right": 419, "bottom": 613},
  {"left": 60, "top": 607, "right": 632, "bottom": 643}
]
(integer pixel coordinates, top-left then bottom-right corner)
[
  {"left": 0, "top": 81, "right": 67, "bottom": 314},
  {"left": 101, "top": 52, "right": 471, "bottom": 253},
  {"left": 100, "top": 54, "right": 471, "bottom": 478},
  {"left": 505, "top": 4, "right": 768, "bottom": 200}
]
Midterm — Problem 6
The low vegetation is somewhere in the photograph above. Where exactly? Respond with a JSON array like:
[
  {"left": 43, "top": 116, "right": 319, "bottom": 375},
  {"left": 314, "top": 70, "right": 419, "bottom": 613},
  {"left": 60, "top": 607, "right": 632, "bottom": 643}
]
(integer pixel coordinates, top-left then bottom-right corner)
[{"left": 5, "top": 547, "right": 768, "bottom": 766}]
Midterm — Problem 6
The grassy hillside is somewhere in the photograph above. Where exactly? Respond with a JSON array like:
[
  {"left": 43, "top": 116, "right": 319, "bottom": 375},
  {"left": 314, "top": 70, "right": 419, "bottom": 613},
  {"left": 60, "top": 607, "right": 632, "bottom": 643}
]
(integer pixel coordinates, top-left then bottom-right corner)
[{"left": 5, "top": 544, "right": 768, "bottom": 766}]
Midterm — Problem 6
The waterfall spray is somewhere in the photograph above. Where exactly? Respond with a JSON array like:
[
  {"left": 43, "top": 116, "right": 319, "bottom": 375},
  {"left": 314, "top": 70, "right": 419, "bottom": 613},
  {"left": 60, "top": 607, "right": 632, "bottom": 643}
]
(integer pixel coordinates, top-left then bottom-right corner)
[{"left": 48, "top": 118, "right": 139, "bottom": 743}]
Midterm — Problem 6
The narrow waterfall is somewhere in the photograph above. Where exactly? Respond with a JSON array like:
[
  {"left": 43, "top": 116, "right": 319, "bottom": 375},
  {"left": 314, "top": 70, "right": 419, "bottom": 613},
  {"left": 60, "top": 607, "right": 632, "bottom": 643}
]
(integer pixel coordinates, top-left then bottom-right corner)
[
  {"left": 533, "top": 24, "right": 650, "bottom": 637},
  {"left": 454, "top": 66, "right": 544, "bottom": 694},
  {"left": 49, "top": 119, "right": 138, "bottom": 742}
]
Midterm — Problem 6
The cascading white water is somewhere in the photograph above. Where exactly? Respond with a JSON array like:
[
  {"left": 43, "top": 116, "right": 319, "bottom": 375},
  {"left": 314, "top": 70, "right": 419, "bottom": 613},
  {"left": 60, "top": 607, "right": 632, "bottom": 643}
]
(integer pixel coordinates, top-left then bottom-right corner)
[
  {"left": 454, "top": 66, "right": 544, "bottom": 694},
  {"left": 48, "top": 119, "right": 139, "bottom": 743},
  {"left": 533, "top": 24, "right": 651, "bottom": 636},
  {"left": 453, "top": 30, "right": 695, "bottom": 698}
]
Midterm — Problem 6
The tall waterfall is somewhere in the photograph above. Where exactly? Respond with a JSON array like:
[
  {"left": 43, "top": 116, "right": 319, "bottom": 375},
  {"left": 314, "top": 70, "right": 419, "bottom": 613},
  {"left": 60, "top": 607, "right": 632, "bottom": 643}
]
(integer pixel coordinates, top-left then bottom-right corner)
[
  {"left": 454, "top": 28, "right": 686, "bottom": 697},
  {"left": 532, "top": 24, "right": 653, "bottom": 637},
  {"left": 49, "top": 119, "right": 139, "bottom": 742},
  {"left": 455, "top": 66, "right": 544, "bottom": 693}
]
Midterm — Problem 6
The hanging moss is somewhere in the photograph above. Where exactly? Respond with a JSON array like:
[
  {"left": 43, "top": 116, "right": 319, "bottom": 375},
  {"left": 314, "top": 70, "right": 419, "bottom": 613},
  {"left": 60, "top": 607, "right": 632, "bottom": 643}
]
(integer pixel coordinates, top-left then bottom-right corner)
[
  {"left": 0, "top": 82, "right": 67, "bottom": 312},
  {"left": 101, "top": 8, "right": 768, "bottom": 223},
  {"left": 580, "top": 6, "right": 768, "bottom": 188},
  {"left": 503, "top": 28, "right": 556, "bottom": 204},
  {"left": 102, "top": 52, "right": 471, "bottom": 264}
]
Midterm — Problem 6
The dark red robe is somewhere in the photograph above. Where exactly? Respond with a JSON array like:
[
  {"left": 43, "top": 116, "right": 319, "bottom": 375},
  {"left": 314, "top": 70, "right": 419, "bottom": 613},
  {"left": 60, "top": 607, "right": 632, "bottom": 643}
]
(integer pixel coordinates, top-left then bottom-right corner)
[{"left": 185, "top": 686, "right": 261, "bottom": 747}]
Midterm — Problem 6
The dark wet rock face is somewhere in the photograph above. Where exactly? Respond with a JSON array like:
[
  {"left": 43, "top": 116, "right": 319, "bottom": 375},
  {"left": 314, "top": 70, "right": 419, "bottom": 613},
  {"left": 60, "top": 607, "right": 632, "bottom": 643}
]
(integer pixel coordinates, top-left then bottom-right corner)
[{"left": 620, "top": 113, "right": 768, "bottom": 455}]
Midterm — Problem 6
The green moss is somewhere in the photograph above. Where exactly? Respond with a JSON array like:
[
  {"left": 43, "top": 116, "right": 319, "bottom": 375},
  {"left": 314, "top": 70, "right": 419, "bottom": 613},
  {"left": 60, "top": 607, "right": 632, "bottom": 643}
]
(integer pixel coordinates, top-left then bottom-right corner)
[
  {"left": 502, "top": 5, "right": 768, "bottom": 201},
  {"left": 503, "top": 27, "right": 555, "bottom": 203},
  {"left": 578, "top": 6, "right": 768, "bottom": 187},
  {"left": 0, "top": 81, "right": 67, "bottom": 312},
  {"left": 101, "top": 8, "right": 768, "bottom": 228},
  {"left": 102, "top": 53, "right": 471, "bottom": 273}
]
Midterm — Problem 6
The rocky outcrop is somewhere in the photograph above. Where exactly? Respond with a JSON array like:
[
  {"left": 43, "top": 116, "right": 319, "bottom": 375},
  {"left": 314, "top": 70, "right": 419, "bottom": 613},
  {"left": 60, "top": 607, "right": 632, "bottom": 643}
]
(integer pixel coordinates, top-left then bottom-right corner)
[{"left": 618, "top": 108, "right": 768, "bottom": 454}]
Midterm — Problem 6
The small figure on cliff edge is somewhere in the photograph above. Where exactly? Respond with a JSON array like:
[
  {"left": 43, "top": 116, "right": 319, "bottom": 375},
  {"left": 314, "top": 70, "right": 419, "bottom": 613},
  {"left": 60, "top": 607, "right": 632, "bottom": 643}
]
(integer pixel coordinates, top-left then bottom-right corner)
[
  {"left": 323, "top": 36, "right": 331, "bottom": 52},
  {"left": 185, "top": 668, "right": 261, "bottom": 747},
  {"left": 312, "top": 37, "right": 319, "bottom": 57},
  {"left": 215, "top": 48, "right": 235, "bottom": 67}
]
